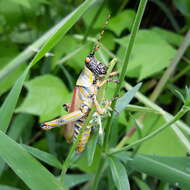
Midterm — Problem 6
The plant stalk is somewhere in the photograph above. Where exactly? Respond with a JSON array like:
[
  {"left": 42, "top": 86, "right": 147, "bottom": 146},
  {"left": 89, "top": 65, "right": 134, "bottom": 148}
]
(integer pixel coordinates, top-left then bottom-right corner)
[
  {"left": 111, "top": 106, "right": 188, "bottom": 154},
  {"left": 104, "top": 0, "right": 148, "bottom": 150},
  {"left": 171, "top": 57, "right": 190, "bottom": 82},
  {"left": 91, "top": 158, "right": 106, "bottom": 190},
  {"left": 150, "top": 29, "right": 190, "bottom": 102}
]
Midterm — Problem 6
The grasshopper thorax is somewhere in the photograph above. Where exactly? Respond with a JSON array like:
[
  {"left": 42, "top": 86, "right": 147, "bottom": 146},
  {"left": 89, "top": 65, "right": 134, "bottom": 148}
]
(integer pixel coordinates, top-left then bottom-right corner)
[{"left": 85, "top": 53, "right": 107, "bottom": 76}]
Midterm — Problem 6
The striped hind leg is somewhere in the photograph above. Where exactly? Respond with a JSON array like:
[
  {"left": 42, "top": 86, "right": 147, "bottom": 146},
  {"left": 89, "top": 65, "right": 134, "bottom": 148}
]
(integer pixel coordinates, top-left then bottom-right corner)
[
  {"left": 41, "top": 110, "right": 85, "bottom": 130},
  {"left": 73, "top": 122, "right": 92, "bottom": 153}
]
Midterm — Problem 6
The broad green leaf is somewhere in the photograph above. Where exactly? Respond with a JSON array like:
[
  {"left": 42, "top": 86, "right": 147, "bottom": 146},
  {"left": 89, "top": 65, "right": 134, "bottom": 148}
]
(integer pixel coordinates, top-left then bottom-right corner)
[
  {"left": 127, "top": 113, "right": 187, "bottom": 156},
  {"left": 82, "top": 2, "right": 110, "bottom": 29},
  {"left": 8, "top": 114, "right": 34, "bottom": 141},
  {"left": 52, "top": 35, "right": 80, "bottom": 65},
  {"left": 0, "top": 0, "right": 94, "bottom": 143},
  {"left": 133, "top": 177, "right": 151, "bottom": 190},
  {"left": 52, "top": 35, "right": 90, "bottom": 72},
  {"left": 0, "top": 130, "right": 64, "bottom": 190},
  {"left": 151, "top": 27, "right": 183, "bottom": 47},
  {"left": 54, "top": 32, "right": 115, "bottom": 72},
  {"left": 173, "top": 0, "right": 190, "bottom": 16},
  {"left": 116, "top": 30, "right": 176, "bottom": 80},
  {"left": 22, "top": 144, "right": 62, "bottom": 169},
  {"left": 0, "top": 185, "right": 20, "bottom": 190},
  {"left": 16, "top": 74, "right": 70, "bottom": 121},
  {"left": 115, "top": 83, "right": 142, "bottom": 113},
  {"left": 64, "top": 174, "right": 92, "bottom": 188},
  {"left": 101, "top": 32, "right": 116, "bottom": 51},
  {"left": 108, "top": 9, "right": 136, "bottom": 36},
  {"left": 119, "top": 153, "right": 190, "bottom": 188},
  {"left": 45, "top": 131, "right": 58, "bottom": 157},
  {"left": 87, "top": 132, "right": 99, "bottom": 166},
  {"left": 74, "top": 146, "right": 101, "bottom": 173},
  {"left": 108, "top": 157, "right": 130, "bottom": 190}
]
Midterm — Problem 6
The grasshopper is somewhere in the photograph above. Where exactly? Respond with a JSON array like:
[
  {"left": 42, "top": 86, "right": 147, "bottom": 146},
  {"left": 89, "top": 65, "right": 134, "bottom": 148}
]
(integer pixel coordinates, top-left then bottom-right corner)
[{"left": 41, "top": 16, "right": 118, "bottom": 152}]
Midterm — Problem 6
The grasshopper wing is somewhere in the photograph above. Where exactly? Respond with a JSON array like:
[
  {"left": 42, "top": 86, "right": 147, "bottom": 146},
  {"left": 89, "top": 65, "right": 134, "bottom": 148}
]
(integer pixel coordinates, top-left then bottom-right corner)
[{"left": 63, "top": 86, "right": 81, "bottom": 143}]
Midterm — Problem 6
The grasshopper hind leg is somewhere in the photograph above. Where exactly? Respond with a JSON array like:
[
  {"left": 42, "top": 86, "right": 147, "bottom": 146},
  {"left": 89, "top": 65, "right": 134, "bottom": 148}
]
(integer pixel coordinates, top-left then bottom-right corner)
[
  {"left": 73, "top": 122, "right": 92, "bottom": 153},
  {"left": 40, "top": 110, "right": 85, "bottom": 130}
]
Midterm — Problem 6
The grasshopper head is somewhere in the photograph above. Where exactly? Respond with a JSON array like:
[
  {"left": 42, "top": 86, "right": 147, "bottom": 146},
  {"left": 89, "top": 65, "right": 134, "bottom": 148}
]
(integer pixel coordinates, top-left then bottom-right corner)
[{"left": 85, "top": 53, "right": 107, "bottom": 76}]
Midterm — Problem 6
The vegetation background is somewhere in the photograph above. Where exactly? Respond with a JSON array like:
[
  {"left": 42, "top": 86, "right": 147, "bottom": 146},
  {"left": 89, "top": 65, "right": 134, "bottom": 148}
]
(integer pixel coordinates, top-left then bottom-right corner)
[{"left": 0, "top": 0, "right": 190, "bottom": 189}]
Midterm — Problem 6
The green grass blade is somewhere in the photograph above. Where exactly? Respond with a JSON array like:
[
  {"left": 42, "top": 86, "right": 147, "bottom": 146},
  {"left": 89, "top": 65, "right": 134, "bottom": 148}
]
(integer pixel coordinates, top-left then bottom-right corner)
[
  {"left": 30, "top": 0, "right": 95, "bottom": 67},
  {"left": 104, "top": 0, "right": 148, "bottom": 150},
  {"left": 0, "top": 186, "right": 20, "bottom": 190},
  {"left": 108, "top": 157, "right": 130, "bottom": 190},
  {"left": 64, "top": 174, "right": 92, "bottom": 188},
  {"left": 114, "top": 0, "right": 148, "bottom": 97},
  {"left": 87, "top": 132, "right": 99, "bottom": 166},
  {"left": 130, "top": 154, "right": 190, "bottom": 187},
  {"left": 8, "top": 114, "right": 33, "bottom": 141},
  {"left": 133, "top": 177, "right": 151, "bottom": 190},
  {"left": 0, "top": 114, "right": 34, "bottom": 175},
  {"left": 0, "top": 69, "right": 29, "bottom": 133},
  {"left": 115, "top": 83, "right": 142, "bottom": 113},
  {"left": 22, "top": 144, "right": 62, "bottom": 169},
  {"left": 0, "top": 131, "right": 65, "bottom": 190},
  {"left": 116, "top": 152, "right": 190, "bottom": 187}
]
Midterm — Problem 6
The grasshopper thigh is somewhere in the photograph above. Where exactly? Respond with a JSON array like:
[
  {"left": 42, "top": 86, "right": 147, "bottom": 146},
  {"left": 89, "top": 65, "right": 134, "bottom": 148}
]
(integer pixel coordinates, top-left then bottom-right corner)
[{"left": 41, "top": 110, "right": 85, "bottom": 130}]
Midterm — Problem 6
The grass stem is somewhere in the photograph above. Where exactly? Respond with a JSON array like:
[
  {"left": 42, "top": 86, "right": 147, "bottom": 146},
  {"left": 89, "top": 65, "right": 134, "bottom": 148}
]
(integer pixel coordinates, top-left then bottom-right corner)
[
  {"left": 111, "top": 106, "right": 188, "bottom": 154},
  {"left": 104, "top": 0, "right": 148, "bottom": 150}
]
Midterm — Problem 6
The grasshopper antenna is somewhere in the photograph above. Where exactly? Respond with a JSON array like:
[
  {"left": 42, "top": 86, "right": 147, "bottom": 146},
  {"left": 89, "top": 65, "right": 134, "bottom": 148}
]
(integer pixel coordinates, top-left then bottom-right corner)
[{"left": 91, "top": 14, "right": 111, "bottom": 55}]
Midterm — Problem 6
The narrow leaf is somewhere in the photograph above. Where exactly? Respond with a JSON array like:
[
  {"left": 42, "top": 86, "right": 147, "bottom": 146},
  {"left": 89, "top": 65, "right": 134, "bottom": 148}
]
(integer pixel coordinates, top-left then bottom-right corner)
[
  {"left": 64, "top": 174, "right": 92, "bottom": 188},
  {"left": 116, "top": 152, "right": 190, "bottom": 187},
  {"left": 0, "top": 131, "right": 64, "bottom": 190},
  {"left": 8, "top": 114, "right": 34, "bottom": 141},
  {"left": 87, "top": 132, "right": 99, "bottom": 166},
  {"left": 115, "top": 83, "right": 142, "bottom": 113},
  {"left": 22, "top": 144, "right": 62, "bottom": 169},
  {"left": 108, "top": 157, "right": 130, "bottom": 190},
  {"left": 0, "top": 114, "right": 34, "bottom": 175},
  {"left": 0, "top": 185, "right": 20, "bottom": 190},
  {"left": 133, "top": 177, "right": 151, "bottom": 190},
  {"left": 0, "top": 69, "right": 28, "bottom": 133}
]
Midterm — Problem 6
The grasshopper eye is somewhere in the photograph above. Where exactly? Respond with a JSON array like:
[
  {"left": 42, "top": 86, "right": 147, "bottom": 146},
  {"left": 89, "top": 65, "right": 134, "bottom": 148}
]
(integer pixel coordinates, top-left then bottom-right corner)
[{"left": 85, "top": 57, "right": 91, "bottom": 63}]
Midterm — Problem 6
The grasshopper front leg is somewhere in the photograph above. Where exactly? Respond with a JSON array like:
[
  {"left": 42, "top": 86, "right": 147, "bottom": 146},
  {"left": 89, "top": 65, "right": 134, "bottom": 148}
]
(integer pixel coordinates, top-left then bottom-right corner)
[
  {"left": 93, "top": 95, "right": 112, "bottom": 115},
  {"left": 97, "top": 71, "right": 119, "bottom": 88}
]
